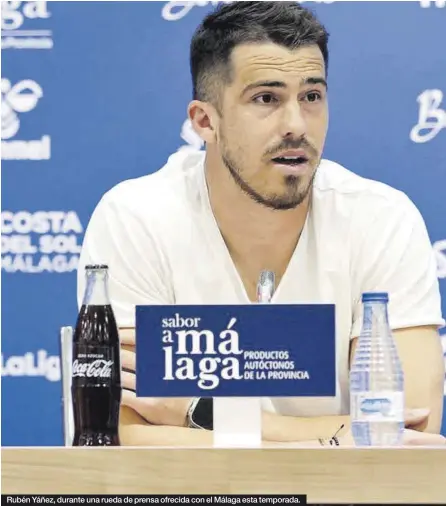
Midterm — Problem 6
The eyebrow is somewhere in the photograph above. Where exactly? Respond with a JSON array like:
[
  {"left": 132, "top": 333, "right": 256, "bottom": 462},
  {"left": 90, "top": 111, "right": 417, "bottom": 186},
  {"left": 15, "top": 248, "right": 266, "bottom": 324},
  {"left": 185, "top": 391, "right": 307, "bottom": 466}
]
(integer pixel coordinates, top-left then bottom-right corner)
[{"left": 242, "top": 77, "right": 328, "bottom": 95}]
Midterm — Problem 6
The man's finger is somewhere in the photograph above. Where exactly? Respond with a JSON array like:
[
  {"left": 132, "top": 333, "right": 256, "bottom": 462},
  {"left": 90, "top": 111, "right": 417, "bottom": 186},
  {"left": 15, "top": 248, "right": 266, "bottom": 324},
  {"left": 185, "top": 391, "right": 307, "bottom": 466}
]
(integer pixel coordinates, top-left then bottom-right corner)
[
  {"left": 121, "top": 347, "right": 136, "bottom": 372},
  {"left": 119, "top": 328, "right": 136, "bottom": 346},
  {"left": 403, "top": 429, "right": 446, "bottom": 446},
  {"left": 122, "top": 370, "right": 136, "bottom": 392},
  {"left": 404, "top": 408, "right": 430, "bottom": 427}
]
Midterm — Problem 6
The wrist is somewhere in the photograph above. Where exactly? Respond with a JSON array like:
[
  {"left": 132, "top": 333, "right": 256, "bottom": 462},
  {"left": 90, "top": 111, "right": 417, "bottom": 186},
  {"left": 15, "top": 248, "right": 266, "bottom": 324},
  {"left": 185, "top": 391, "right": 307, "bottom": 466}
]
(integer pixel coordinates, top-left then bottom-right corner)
[{"left": 177, "top": 398, "right": 193, "bottom": 427}]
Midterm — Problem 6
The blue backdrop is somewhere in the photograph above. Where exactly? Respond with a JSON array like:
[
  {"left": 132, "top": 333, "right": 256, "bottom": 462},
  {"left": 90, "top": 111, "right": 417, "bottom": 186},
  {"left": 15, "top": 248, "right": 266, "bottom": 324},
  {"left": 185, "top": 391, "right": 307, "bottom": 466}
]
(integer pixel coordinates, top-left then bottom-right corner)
[{"left": 2, "top": 1, "right": 445, "bottom": 446}]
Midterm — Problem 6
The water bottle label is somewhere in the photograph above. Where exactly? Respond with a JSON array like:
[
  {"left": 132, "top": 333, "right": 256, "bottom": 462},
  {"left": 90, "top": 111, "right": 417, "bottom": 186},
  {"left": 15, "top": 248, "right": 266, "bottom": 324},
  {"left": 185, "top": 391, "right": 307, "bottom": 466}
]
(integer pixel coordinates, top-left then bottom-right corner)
[
  {"left": 72, "top": 344, "right": 116, "bottom": 385},
  {"left": 351, "top": 391, "right": 404, "bottom": 421}
]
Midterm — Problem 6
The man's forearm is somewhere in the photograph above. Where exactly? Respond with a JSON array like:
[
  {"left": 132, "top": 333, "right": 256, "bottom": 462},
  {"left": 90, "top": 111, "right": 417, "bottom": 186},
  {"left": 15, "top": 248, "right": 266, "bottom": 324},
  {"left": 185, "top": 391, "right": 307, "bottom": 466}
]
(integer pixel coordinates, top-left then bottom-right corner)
[
  {"left": 120, "top": 406, "right": 330, "bottom": 447},
  {"left": 120, "top": 423, "right": 214, "bottom": 446},
  {"left": 262, "top": 411, "right": 350, "bottom": 442},
  {"left": 120, "top": 403, "right": 348, "bottom": 445},
  {"left": 120, "top": 423, "right": 328, "bottom": 447},
  {"left": 119, "top": 405, "right": 213, "bottom": 446}
]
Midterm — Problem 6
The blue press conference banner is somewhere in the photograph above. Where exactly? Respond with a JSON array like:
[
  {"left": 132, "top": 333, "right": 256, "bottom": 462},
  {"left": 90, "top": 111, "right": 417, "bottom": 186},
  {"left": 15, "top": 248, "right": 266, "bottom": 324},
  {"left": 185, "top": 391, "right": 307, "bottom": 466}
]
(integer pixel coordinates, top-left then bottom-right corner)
[
  {"left": 1, "top": 1, "right": 446, "bottom": 445},
  {"left": 136, "top": 305, "right": 336, "bottom": 397}
]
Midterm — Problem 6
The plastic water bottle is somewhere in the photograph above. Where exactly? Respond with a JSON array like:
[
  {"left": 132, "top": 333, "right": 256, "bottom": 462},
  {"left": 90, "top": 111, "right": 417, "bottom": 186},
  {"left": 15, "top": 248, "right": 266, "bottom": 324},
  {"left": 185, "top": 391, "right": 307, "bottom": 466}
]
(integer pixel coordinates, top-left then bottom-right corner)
[{"left": 350, "top": 292, "right": 404, "bottom": 446}]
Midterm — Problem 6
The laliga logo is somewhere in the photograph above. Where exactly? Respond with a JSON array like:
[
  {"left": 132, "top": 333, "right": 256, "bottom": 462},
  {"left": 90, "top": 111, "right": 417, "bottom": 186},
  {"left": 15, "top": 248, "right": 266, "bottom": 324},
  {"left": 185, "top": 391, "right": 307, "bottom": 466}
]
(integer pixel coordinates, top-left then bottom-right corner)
[
  {"left": 410, "top": 89, "right": 445, "bottom": 143},
  {"left": 162, "top": 315, "right": 243, "bottom": 389},
  {"left": 1, "top": 78, "right": 42, "bottom": 139},
  {"left": 434, "top": 240, "right": 446, "bottom": 279},
  {"left": 1, "top": 350, "right": 60, "bottom": 382}
]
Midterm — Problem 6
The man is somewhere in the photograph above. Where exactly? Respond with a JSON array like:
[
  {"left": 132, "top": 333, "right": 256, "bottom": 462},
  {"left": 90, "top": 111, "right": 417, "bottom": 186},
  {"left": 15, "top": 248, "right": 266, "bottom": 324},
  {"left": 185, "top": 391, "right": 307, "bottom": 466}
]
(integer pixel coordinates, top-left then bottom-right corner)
[{"left": 78, "top": 2, "right": 445, "bottom": 446}]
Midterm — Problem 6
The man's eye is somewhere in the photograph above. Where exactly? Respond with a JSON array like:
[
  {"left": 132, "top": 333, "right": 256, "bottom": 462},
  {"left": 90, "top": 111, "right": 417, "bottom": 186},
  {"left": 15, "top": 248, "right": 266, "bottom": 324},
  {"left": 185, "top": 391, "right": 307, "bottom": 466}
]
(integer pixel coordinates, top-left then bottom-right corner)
[
  {"left": 253, "top": 94, "right": 278, "bottom": 105},
  {"left": 305, "top": 92, "right": 322, "bottom": 103}
]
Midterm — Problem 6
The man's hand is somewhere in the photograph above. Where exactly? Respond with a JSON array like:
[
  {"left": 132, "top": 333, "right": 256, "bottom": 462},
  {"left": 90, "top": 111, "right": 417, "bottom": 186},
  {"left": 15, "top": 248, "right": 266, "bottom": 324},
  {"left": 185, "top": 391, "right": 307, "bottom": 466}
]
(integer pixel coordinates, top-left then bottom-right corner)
[
  {"left": 334, "top": 408, "right": 446, "bottom": 446},
  {"left": 262, "top": 406, "right": 445, "bottom": 444},
  {"left": 336, "top": 425, "right": 446, "bottom": 447}
]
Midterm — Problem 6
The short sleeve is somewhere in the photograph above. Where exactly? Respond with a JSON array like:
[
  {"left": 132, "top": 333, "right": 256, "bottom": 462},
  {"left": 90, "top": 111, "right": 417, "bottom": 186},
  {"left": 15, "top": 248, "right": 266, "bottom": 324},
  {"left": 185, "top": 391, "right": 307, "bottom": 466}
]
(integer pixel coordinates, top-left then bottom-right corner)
[
  {"left": 77, "top": 190, "right": 174, "bottom": 327},
  {"left": 350, "top": 193, "right": 445, "bottom": 338}
]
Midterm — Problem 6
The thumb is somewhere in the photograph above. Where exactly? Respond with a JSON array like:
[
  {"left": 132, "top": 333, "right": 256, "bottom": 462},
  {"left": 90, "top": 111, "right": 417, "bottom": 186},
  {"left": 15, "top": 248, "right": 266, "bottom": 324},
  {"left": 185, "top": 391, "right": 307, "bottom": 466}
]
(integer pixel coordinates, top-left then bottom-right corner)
[{"left": 404, "top": 407, "right": 430, "bottom": 426}]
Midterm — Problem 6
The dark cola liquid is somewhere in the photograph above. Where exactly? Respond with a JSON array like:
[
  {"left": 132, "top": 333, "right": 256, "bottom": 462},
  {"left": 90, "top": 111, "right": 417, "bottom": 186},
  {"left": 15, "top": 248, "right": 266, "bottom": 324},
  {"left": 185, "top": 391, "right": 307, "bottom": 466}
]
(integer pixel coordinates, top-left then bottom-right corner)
[{"left": 72, "top": 304, "right": 121, "bottom": 446}]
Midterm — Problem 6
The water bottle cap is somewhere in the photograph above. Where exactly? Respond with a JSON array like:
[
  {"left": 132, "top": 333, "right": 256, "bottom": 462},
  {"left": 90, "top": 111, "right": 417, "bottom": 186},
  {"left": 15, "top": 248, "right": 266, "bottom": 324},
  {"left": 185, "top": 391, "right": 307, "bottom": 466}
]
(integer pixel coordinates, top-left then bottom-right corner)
[
  {"left": 85, "top": 264, "right": 108, "bottom": 271},
  {"left": 362, "top": 292, "right": 389, "bottom": 303}
]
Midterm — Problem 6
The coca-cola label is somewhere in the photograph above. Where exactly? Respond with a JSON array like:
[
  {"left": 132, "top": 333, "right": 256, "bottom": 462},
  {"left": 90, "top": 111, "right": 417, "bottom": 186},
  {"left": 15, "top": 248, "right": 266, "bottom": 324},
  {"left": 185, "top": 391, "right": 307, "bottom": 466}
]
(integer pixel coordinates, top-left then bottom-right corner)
[
  {"left": 73, "top": 359, "right": 112, "bottom": 378},
  {"left": 72, "top": 345, "right": 116, "bottom": 385}
]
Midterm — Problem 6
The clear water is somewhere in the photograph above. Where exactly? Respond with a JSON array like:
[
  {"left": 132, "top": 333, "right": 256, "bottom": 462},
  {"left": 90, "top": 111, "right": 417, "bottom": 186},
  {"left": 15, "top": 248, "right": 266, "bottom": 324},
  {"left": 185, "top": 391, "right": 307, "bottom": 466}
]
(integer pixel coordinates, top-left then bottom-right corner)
[{"left": 350, "top": 298, "right": 405, "bottom": 446}]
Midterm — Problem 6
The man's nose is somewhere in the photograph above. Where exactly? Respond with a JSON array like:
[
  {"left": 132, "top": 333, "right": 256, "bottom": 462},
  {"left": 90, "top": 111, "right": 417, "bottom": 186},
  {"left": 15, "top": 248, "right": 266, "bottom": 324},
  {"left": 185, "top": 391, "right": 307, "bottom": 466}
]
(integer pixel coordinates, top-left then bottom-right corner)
[{"left": 279, "top": 103, "right": 306, "bottom": 139}]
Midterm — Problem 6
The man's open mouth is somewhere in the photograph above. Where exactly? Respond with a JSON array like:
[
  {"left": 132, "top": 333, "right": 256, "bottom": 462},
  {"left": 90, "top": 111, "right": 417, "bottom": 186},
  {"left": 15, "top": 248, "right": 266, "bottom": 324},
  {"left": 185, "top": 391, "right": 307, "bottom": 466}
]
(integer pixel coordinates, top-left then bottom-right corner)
[{"left": 272, "top": 156, "right": 309, "bottom": 166}]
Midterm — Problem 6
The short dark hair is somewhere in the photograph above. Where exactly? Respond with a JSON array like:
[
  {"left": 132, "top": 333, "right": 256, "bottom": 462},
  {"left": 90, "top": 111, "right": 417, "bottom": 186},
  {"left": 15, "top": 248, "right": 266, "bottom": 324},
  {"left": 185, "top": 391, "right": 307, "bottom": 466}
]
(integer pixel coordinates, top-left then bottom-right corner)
[{"left": 190, "top": 1, "right": 329, "bottom": 107}]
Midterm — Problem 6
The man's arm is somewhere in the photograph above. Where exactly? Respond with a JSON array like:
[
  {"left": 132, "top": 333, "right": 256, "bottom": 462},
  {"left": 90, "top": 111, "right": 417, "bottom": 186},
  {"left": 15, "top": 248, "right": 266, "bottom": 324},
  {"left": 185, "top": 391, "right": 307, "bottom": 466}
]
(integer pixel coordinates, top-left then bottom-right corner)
[
  {"left": 119, "top": 327, "right": 351, "bottom": 443},
  {"left": 119, "top": 328, "right": 435, "bottom": 444},
  {"left": 261, "top": 412, "right": 349, "bottom": 442},
  {"left": 119, "top": 405, "right": 330, "bottom": 447}
]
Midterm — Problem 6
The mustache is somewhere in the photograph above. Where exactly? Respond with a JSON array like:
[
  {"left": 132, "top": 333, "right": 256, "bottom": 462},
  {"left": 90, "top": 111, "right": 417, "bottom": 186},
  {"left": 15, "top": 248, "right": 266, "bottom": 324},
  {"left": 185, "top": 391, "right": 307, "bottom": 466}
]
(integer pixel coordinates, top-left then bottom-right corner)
[{"left": 265, "top": 137, "right": 318, "bottom": 158}]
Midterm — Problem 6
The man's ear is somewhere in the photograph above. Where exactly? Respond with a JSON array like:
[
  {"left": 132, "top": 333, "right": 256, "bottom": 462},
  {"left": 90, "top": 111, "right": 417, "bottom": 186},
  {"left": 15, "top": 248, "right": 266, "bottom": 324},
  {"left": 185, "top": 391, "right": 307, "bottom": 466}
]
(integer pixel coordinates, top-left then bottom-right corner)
[{"left": 188, "top": 100, "right": 218, "bottom": 145}]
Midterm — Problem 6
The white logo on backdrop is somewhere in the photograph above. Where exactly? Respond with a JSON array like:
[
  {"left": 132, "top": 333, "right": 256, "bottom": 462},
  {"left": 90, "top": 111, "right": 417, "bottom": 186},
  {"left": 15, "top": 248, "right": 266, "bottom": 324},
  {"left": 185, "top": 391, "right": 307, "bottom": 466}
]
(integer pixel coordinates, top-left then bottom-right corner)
[
  {"left": 1, "top": 211, "right": 83, "bottom": 274},
  {"left": 1, "top": 1, "right": 53, "bottom": 50},
  {"left": 434, "top": 240, "right": 446, "bottom": 280},
  {"left": 420, "top": 0, "right": 445, "bottom": 7},
  {"left": 162, "top": 1, "right": 231, "bottom": 21},
  {"left": 410, "top": 89, "right": 445, "bottom": 143},
  {"left": 1, "top": 350, "right": 60, "bottom": 382},
  {"left": 1, "top": 78, "right": 42, "bottom": 139},
  {"left": 162, "top": 0, "right": 334, "bottom": 21},
  {"left": 1, "top": 78, "right": 51, "bottom": 160}
]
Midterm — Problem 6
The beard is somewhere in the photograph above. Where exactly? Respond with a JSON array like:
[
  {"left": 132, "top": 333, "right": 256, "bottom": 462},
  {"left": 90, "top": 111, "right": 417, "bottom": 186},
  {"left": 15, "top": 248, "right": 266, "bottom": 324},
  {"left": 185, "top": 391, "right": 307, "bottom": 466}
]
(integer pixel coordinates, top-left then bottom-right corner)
[{"left": 220, "top": 136, "right": 318, "bottom": 211}]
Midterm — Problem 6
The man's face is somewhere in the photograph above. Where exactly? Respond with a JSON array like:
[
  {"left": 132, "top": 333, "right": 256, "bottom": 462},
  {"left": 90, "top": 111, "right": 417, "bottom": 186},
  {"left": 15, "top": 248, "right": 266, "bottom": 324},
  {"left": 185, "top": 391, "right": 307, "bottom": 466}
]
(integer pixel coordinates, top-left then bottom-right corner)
[{"left": 216, "top": 42, "right": 328, "bottom": 210}]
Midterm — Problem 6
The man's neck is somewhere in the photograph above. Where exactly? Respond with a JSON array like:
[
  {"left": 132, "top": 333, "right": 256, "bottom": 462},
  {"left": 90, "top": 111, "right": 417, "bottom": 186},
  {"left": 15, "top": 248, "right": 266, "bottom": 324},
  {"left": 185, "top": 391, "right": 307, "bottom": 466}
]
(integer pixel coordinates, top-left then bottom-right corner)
[{"left": 204, "top": 154, "right": 310, "bottom": 300}]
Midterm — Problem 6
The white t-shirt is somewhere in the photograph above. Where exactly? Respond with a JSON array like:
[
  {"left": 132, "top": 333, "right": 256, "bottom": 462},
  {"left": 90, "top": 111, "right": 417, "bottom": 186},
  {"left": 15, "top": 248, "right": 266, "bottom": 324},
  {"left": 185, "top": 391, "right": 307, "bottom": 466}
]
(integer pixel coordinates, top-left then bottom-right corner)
[{"left": 77, "top": 149, "right": 444, "bottom": 417}]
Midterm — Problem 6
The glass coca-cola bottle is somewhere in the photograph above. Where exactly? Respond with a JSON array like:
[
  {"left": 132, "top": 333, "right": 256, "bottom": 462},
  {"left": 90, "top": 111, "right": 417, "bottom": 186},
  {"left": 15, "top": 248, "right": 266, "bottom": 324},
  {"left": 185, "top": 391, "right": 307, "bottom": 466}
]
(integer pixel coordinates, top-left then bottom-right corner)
[{"left": 72, "top": 264, "right": 121, "bottom": 446}]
